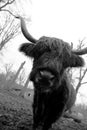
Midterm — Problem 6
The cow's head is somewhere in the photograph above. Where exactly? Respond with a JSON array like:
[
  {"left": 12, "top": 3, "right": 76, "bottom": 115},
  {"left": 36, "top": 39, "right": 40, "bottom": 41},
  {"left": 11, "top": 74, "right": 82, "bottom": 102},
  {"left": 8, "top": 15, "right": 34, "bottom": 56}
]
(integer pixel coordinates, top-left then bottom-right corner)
[{"left": 19, "top": 17, "right": 86, "bottom": 92}]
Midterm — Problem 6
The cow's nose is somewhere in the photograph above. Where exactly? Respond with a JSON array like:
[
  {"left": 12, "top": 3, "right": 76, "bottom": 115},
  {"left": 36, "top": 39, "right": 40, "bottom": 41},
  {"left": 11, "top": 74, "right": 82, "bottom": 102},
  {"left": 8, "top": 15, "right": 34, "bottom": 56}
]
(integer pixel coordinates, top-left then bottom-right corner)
[{"left": 35, "top": 76, "right": 42, "bottom": 83}]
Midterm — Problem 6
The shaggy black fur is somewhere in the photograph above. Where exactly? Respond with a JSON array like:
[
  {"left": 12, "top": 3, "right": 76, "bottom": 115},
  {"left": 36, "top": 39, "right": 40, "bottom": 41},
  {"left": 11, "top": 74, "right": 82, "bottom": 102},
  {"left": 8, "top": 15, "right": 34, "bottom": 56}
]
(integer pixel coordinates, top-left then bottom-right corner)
[{"left": 19, "top": 36, "right": 84, "bottom": 130}]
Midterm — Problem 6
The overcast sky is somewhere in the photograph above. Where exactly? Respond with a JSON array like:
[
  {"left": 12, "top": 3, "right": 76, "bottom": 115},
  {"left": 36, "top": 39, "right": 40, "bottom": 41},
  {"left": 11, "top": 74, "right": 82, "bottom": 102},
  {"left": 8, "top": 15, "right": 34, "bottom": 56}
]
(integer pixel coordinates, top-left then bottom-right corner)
[
  {"left": 31, "top": 0, "right": 87, "bottom": 43},
  {"left": 1, "top": 0, "right": 87, "bottom": 104}
]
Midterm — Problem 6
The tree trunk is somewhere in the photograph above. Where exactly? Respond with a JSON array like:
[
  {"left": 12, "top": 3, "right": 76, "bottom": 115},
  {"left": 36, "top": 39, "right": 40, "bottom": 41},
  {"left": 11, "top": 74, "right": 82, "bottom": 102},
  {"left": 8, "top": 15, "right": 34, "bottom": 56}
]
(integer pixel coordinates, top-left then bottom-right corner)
[
  {"left": 19, "top": 76, "right": 30, "bottom": 98},
  {"left": 6, "top": 61, "right": 26, "bottom": 90}
]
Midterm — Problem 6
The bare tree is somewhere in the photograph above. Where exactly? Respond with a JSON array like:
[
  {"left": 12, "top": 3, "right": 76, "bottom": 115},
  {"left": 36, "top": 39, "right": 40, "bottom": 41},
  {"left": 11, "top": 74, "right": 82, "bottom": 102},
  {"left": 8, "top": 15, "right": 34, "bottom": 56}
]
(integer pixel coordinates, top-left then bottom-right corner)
[
  {"left": 0, "top": 0, "right": 20, "bottom": 50},
  {"left": 13, "top": 61, "right": 26, "bottom": 83},
  {"left": 75, "top": 39, "right": 87, "bottom": 93},
  {"left": 0, "top": 0, "right": 32, "bottom": 50},
  {"left": 0, "top": 0, "right": 15, "bottom": 9},
  {"left": 0, "top": 14, "right": 20, "bottom": 50},
  {"left": 17, "top": 68, "right": 26, "bottom": 85},
  {"left": 4, "top": 63, "right": 14, "bottom": 80},
  {"left": 67, "top": 39, "right": 87, "bottom": 94},
  {"left": 0, "top": 0, "right": 16, "bottom": 17},
  {"left": 19, "top": 75, "right": 30, "bottom": 98},
  {"left": 0, "top": 0, "right": 32, "bottom": 98},
  {"left": 62, "top": 40, "right": 87, "bottom": 123},
  {"left": 65, "top": 39, "right": 87, "bottom": 116}
]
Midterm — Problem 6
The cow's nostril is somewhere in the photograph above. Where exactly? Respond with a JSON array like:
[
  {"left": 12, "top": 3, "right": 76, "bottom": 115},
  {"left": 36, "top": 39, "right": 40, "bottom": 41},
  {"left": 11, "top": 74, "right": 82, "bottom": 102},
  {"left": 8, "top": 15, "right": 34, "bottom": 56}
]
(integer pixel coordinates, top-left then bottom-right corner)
[
  {"left": 40, "top": 70, "right": 54, "bottom": 79},
  {"left": 35, "top": 76, "right": 42, "bottom": 83}
]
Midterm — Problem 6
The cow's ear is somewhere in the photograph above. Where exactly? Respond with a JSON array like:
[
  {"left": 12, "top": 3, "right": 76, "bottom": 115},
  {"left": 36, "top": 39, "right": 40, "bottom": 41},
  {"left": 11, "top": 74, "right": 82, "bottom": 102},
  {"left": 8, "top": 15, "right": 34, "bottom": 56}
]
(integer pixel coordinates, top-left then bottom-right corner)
[
  {"left": 70, "top": 54, "right": 84, "bottom": 67},
  {"left": 19, "top": 42, "right": 50, "bottom": 59},
  {"left": 19, "top": 43, "right": 35, "bottom": 58},
  {"left": 63, "top": 54, "right": 84, "bottom": 68}
]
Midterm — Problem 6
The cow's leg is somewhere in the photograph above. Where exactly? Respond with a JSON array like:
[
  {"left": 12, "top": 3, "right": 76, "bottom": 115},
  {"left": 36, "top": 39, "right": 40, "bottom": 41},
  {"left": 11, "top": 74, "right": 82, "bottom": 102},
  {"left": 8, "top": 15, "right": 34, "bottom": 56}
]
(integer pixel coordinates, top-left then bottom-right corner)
[
  {"left": 33, "top": 105, "right": 43, "bottom": 130},
  {"left": 42, "top": 106, "right": 66, "bottom": 130},
  {"left": 42, "top": 106, "right": 64, "bottom": 130},
  {"left": 42, "top": 94, "right": 68, "bottom": 130},
  {"left": 32, "top": 91, "right": 44, "bottom": 130}
]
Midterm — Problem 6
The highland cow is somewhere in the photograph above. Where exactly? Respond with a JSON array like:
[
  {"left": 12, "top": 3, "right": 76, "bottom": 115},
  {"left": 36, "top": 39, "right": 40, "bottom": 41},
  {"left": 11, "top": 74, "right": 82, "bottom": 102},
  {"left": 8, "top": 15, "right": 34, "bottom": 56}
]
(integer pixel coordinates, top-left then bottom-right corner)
[{"left": 18, "top": 17, "right": 87, "bottom": 130}]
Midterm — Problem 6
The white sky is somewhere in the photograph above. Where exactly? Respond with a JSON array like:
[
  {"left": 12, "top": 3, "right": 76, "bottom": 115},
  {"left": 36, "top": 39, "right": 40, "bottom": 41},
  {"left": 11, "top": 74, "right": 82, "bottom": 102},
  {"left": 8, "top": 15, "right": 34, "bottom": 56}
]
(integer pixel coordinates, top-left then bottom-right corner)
[
  {"left": 1, "top": 0, "right": 87, "bottom": 104},
  {"left": 31, "top": 0, "right": 87, "bottom": 43}
]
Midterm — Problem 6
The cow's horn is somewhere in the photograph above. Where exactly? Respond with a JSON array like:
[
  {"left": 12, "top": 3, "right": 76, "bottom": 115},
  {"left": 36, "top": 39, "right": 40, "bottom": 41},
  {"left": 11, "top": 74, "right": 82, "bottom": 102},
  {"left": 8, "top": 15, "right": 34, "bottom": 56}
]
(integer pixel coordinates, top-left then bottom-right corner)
[
  {"left": 20, "top": 17, "right": 37, "bottom": 43},
  {"left": 73, "top": 47, "right": 87, "bottom": 55}
]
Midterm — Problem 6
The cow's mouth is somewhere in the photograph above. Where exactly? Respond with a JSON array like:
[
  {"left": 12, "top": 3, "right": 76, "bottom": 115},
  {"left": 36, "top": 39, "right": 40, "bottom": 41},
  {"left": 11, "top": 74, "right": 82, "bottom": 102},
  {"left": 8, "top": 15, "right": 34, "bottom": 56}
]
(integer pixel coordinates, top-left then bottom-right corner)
[{"left": 33, "top": 69, "right": 57, "bottom": 92}]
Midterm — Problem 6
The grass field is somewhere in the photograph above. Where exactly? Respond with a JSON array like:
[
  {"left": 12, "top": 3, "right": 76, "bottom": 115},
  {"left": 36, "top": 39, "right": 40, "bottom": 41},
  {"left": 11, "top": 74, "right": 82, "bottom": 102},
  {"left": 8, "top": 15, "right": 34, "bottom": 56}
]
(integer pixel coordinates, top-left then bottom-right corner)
[{"left": 0, "top": 89, "right": 87, "bottom": 130}]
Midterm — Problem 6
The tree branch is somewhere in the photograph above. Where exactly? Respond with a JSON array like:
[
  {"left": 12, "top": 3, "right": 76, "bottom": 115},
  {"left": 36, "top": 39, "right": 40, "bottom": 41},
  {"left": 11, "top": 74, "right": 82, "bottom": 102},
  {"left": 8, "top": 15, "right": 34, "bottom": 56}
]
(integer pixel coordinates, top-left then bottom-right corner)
[
  {"left": 0, "top": 0, "right": 15, "bottom": 9},
  {"left": 81, "top": 82, "right": 87, "bottom": 85},
  {"left": 0, "top": 12, "right": 20, "bottom": 50},
  {"left": 0, "top": 9, "right": 17, "bottom": 18},
  {"left": 76, "top": 68, "right": 87, "bottom": 93}
]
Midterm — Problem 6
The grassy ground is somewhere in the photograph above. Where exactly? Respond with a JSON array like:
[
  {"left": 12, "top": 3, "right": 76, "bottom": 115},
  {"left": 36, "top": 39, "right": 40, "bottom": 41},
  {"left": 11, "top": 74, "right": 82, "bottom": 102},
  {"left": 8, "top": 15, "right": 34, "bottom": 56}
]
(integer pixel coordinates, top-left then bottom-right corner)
[{"left": 0, "top": 90, "right": 87, "bottom": 130}]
